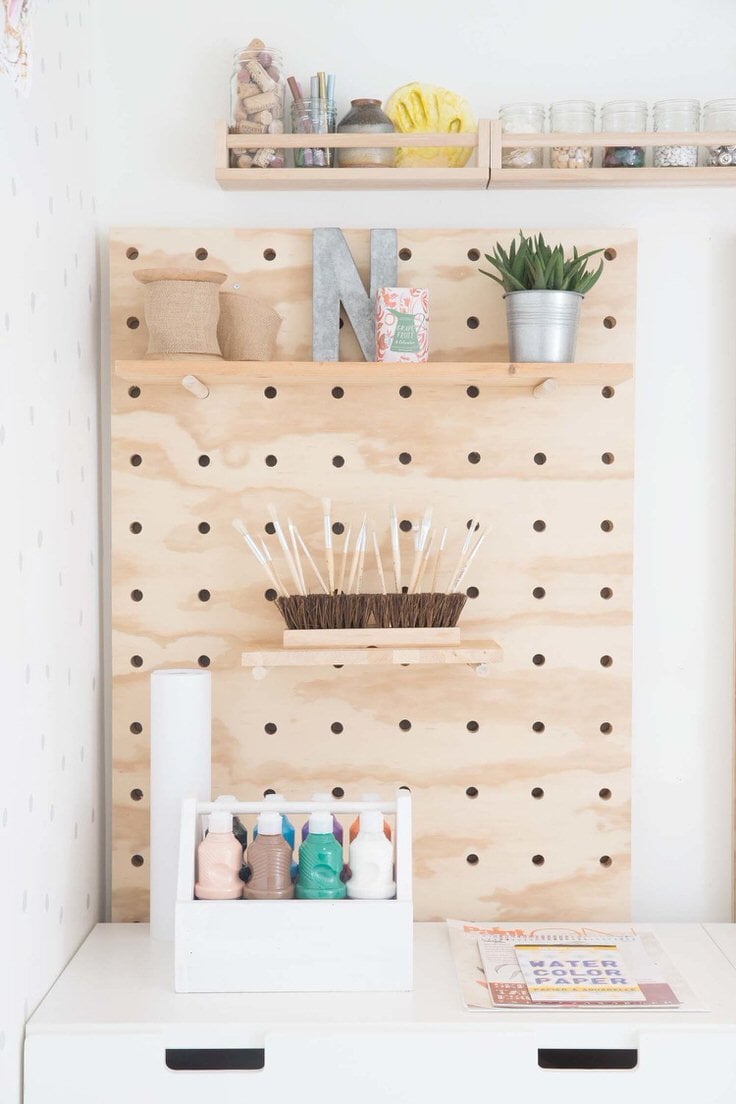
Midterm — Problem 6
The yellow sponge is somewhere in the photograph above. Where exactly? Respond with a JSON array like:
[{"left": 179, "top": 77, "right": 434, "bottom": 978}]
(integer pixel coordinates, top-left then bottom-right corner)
[{"left": 385, "top": 82, "right": 476, "bottom": 168}]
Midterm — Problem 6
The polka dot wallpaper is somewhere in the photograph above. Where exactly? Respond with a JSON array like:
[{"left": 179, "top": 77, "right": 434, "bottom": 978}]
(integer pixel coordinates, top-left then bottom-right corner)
[{"left": 0, "top": 3, "right": 101, "bottom": 1101}]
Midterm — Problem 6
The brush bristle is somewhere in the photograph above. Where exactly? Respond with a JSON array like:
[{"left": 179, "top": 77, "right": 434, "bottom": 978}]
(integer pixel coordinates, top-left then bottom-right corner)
[{"left": 275, "top": 592, "right": 467, "bottom": 630}]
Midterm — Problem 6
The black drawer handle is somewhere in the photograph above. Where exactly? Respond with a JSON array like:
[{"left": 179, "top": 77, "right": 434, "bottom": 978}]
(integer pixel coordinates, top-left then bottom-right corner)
[
  {"left": 538, "top": 1048, "right": 638, "bottom": 1070},
  {"left": 165, "top": 1048, "right": 265, "bottom": 1071}
]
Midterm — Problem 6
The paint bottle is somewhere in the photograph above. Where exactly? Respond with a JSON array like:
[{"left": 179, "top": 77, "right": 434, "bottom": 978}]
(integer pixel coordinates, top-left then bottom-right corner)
[
  {"left": 295, "top": 810, "right": 347, "bottom": 899},
  {"left": 347, "top": 809, "right": 396, "bottom": 900},
  {"left": 348, "top": 793, "right": 392, "bottom": 843},
  {"left": 301, "top": 792, "right": 343, "bottom": 843},
  {"left": 214, "top": 794, "right": 247, "bottom": 850},
  {"left": 194, "top": 810, "right": 243, "bottom": 900},
  {"left": 243, "top": 810, "right": 295, "bottom": 900},
  {"left": 254, "top": 793, "right": 295, "bottom": 849}
]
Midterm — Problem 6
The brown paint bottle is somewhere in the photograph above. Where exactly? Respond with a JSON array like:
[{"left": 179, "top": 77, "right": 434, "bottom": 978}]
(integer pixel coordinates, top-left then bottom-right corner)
[{"left": 243, "top": 810, "right": 295, "bottom": 900}]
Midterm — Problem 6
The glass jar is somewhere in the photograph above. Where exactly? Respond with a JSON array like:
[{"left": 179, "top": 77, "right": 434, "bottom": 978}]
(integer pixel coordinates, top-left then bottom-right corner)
[
  {"left": 290, "top": 99, "right": 337, "bottom": 167},
  {"left": 550, "top": 100, "right": 595, "bottom": 169},
  {"left": 653, "top": 99, "right": 699, "bottom": 167},
  {"left": 499, "top": 102, "right": 544, "bottom": 168},
  {"left": 703, "top": 99, "right": 736, "bottom": 166},
  {"left": 336, "top": 99, "right": 395, "bottom": 168},
  {"left": 229, "top": 44, "right": 285, "bottom": 168},
  {"left": 601, "top": 100, "right": 647, "bottom": 167}
]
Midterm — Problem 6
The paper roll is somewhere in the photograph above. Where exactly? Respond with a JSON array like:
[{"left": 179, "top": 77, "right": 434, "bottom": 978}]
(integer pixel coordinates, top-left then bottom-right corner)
[{"left": 150, "top": 668, "right": 212, "bottom": 941}]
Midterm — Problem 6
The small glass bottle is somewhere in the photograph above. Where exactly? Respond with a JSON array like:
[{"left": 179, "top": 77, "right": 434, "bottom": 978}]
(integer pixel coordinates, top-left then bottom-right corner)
[
  {"left": 499, "top": 102, "right": 545, "bottom": 168},
  {"left": 601, "top": 100, "right": 647, "bottom": 168},
  {"left": 550, "top": 100, "right": 595, "bottom": 169},
  {"left": 703, "top": 99, "right": 736, "bottom": 166},
  {"left": 653, "top": 99, "right": 699, "bottom": 167},
  {"left": 290, "top": 98, "right": 337, "bottom": 168},
  {"left": 336, "top": 99, "right": 395, "bottom": 168},
  {"left": 229, "top": 43, "right": 286, "bottom": 169}
]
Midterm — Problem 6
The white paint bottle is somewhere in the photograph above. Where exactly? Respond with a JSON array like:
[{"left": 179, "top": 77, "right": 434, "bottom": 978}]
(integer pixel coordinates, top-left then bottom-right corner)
[{"left": 346, "top": 809, "right": 396, "bottom": 900}]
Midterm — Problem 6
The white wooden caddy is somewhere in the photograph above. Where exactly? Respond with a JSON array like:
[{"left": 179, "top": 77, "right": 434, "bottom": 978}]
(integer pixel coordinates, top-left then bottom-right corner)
[{"left": 24, "top": 923, "right": 736, "bottom": 1104}]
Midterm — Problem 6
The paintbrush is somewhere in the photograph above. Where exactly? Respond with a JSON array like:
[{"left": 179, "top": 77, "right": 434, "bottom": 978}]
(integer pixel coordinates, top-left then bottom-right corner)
[
  {"left": 322, "top": 497, "right": 335, "bottom": 594},
  {"left": 373, "top": 531, "right": 387, "bottom": 595},
  {"left": 294, "top": 524, "right": 329, "bottom": 594},
  {"left": 338, "top": 525, "right": 351, "bottom": 593},
  {"left": 267, "top": 504, "right": 304, "bottom": 594},
  {"left": 233, "top": 519, "right": 286, "bottom": 595},
  {"left": 390, "top": 505, "right": 402, "bottom": 592}
]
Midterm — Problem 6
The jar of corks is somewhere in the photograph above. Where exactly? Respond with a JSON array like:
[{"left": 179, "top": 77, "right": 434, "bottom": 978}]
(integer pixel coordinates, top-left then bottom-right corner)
[{"left": 229, "top": 39, "right": 285, "bottom": 168}]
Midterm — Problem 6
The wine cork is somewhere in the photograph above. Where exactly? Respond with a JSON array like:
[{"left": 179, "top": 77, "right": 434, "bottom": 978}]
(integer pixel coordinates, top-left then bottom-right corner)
[
  {"left": 243, "top": 90, "right": 278, "bottom": 114},
  {"left": 250, "top": 110, "right": 273, "bottom": 125},
  {"left": 238, "top": 81, "right": 261, "bottom": 100},
  {"left": 245, "top": 59, "right": 275, "bottom": 92},
  {"left": 245, "top": 37, "right": 265, "bottom": 50},
  {"left": 233, "top": 119, "right": 267, "bottom": 134},
  {"left": 252, "top": 147, "right": 275, "bottom": 167}
]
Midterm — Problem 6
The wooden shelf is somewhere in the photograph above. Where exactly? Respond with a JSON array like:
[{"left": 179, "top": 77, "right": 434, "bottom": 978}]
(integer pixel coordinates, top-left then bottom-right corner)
[
  {"left": 492, "top": 167, "right": 736, "bottom": 188},
  {"left": 241, "top": 639, "right": 502, "bottom": 672},
  {"left": 114, "top": 360, "right": 632, "bottom": 388}
]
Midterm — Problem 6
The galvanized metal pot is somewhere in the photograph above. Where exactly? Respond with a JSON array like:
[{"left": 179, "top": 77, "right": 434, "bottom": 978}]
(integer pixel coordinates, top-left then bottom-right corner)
[{"left": 504, "top": 290, "right": 583, "bottom": 363}]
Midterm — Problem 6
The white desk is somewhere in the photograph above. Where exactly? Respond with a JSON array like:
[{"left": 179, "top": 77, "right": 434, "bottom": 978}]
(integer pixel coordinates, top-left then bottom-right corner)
[{"left": 25, "top": 922, "right": 736, "bottom": 1103}]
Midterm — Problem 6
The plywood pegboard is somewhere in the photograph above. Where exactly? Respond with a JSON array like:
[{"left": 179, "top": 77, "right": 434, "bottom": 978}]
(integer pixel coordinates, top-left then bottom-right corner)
[{"left": 110, "top": 227, "right": 635, "bottom": 923}]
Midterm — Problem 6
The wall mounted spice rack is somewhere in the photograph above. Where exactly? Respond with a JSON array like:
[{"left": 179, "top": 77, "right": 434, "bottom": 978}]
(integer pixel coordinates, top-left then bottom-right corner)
[{"left": 215, "top": 118, "right": 736, "bottom": 190}]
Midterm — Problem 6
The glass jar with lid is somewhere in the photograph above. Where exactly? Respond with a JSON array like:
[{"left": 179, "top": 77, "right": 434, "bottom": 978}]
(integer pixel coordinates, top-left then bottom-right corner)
[
  {"left": 229, "top": 42, "right": 286, "bottom": 169},
  {"left": 703, "top": 99, "right": 736, "bottom": 166},
  {"left": 499, "top": 102, "right": 545, "bottom": 168},
  {"left": 653, "top": 99, "right": 699, "bottom": 167},
  {"left": 601, "top": 100, "right": 647, "bottom": 167},
  {"left": 550, "top": 100, "right": 595, "bottom": 169}
]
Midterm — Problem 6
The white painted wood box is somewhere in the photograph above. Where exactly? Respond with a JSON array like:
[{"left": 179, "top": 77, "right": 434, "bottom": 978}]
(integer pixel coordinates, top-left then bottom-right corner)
[{"left": 174, "top": 789, "right": 413, "bottom": 993}]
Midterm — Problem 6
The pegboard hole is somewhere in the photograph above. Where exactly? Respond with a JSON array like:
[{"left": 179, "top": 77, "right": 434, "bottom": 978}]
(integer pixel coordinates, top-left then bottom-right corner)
[
  {"left": 198, "top": 454, "right": 210, "bottom": 467},
  {"left": 467, "top": 451, "right": 481, "bottom": 464},
  {"left": 466, "top": 853, "right": 479, "bottom": 865},
  {"left": 263, "top": 248, "right": 276, "bottom": 261},
  {"left": 130, "top": 589, "right": 143, "bottom": 602},
  {"left": 198, "top": 589, "right": 211, "bottom": 602},
  {"left": 398, "top": 247, "right": 412, "bottom": 261},
  {"left": 129, "top": 721, "right": 143, "bottom": 735},
  {"left": 398, "top": 452, "right": 412, "bottom": 465},
  {"left": 126, "top": 316, "right": 140, "bottom": 329},
  {"left": 330, "top": 721, "right": 344, "bottom": 734},
  {"left": 533, "top": 452, "right": 547, "bottom": 465},
  {"left": 195, "top": 247, "right": 208, "bottom": 261},
  {"left": 198, "top": 521, "right": 211, "bottom": 534},
  {"left": 128, "top": 385, "right": 141, "bottom": 398},
  {"left": 399, "top": 519, "right": 413, "bottom": 533},
  {"left": 264, "top": 521, "right": 276, "bottom": 535},
  {"left": 600, "top": 654, "right": 613, "bottom": 667},
  {"left": 601, "top": 519, "right": 614, "bottom": 532},
  {"left": 603, "top": 316, "right": 617, "bottom": 329},
  {"left": 332, "top": 521, "right": 344, "bottom": 535},
  {"left": 263, "top": 788, "right": 276, "bottom": 797},
  {"left": 130, "top": 788, "right": 143, "bottom": 802},
  {"left": 264, "top": 588, "right": 277, "bottom": 601},
  {"left": 600, "top": 722, "right": 613, "bottom": 734},
  {"left": 398, "top": 784, "right": 412, "bottom": 792},
  {"left": 532, "top": 854, "right": 545, "bottom": 866},
  {"left": 466, "top": 586, "right": 479, "bottom": 599},
  {"left": 466, "top": 316, "right": 480, "bottom": 330},
  {"left": 531, "top": 787, "right": 544, "bottom": 799},
  {"left": 130, "top": 453, "right": 142, "bottom": 467},
  {"left": 465, "top": 786, "right": 478, "bottom": 798},
  {"left": 533, "top": 519, "right": 546, "bottom": 532},
  {"left": 130, "top": 521, "right": 142, "bottom": 534},
  {"left": 600, "top": 586, "right": 613, "bottom": 600},
  {"left": 599, "top": 854, "right": 613, "bottom": 867},
  {"left": 604, "top": 247, "right": 617, "bottom": 261},
  {"left": 466, "top": 720, "right": 479, "bottom": 732},
  {"left": 131, "top": 854, "right": 144, "bottom": 867},
  {"left": 602, "top": 385, "right": 615, "bottom": 398},
  {"left": 599, "top": 788, "right": 612, "bottom": 800},
  {"left": 331, "top": 786, "right": 344, "bottom": 799},
  {"left": 197, "top": 655, "right": 211, "bottom": 668},
  {"left": 467, "top": 247, "right": 480, "bottom": 261},
  {"left": 130, "top": 655, "right": 143, "bottom": 668},
  {"left": 332, "top": 455, "right": 345, "bottom": 468},
  {"left": 399, "top": 385, "right": 412, "bottom": 398},
  {"left": 399, "top": 719, "right": 412, "bottom": 731},
  {"left": 532, "top": 653, "right": 546, "bottom": 666},
  {"left": 331, "top": 386, "right": 344, "bottom": 399},
  {"left": 601, "top": 452, "right": 615, "bottom": 465},
  {"left": 125, "top": 247, "right": 139, "bottom": 260},
  {"left": 264, "top": 722, "right": 277, "bottom": 735},
  {"left": 532, "top": 721, "right": 545, "bottom": 733},
  {"left": 466, "top": 385, "right": 480, "bottom": 398},
  {"left": 264, "top": 386, "right": 277, "bottom": 399},
  {"left": 265, "top": 455, "right": 278, "bottom": 467},
  {"left": 532, "top": 587, "right": 546, "bottom": 599}
]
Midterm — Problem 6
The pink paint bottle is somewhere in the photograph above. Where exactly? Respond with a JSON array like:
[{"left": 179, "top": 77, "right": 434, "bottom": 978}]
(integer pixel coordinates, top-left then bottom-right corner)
[{"left": 194, "top": 810, "right": 243, "bottom": 900}]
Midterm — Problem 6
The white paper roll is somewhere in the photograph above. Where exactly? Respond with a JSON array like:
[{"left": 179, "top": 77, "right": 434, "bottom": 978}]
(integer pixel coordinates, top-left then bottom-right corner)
[{"left": 150, "top": 668, "right": 211, "bottom": 940}]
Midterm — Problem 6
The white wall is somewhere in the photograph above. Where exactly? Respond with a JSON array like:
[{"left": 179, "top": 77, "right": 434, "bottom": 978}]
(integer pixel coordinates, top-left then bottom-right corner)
[
  {"left": 0, "top": 3, "right": 102, "bottom": 1101},
  {"left": 95, "top": 0, "right": 736, "bottom": 920}
]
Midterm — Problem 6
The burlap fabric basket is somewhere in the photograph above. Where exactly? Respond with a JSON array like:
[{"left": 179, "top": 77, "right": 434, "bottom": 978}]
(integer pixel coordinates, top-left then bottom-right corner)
[
  {"left": 218, "top": 291, "right": 282, "bottom": 361},
  {"left": 134, "top": 269, "right": 227, "bottom": 356}
]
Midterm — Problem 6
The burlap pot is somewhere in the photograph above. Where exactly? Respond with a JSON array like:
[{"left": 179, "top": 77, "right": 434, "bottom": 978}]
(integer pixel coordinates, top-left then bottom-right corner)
[
  {"left": 134, "top": 269, "right": 226, "bottom": 356},
  {"left": 218, "top": 291, "right": 282, "bottom": 361}
]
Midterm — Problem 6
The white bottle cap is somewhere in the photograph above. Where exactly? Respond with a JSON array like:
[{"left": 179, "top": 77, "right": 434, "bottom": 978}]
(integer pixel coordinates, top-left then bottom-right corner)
[
  {"left": 265, "top": 792, "right": 285, "bottom": 804},
  {"left": 309, "top": 809, "right": 334, "bottom": 835},
  {"left": 359, "top": 810, "right": 384, "bottom": 834},
  {"left": 209, "top": 810, "right": 233, "bottom": 834},
  {"left": 214, "top": 794, "right": 237, "bottom": 805},
  {"left": 310, "top": 792, "right": 330, "bottom": 802},
  {"left": 256, "top": 810, "right": 283, "bottom": 836}
]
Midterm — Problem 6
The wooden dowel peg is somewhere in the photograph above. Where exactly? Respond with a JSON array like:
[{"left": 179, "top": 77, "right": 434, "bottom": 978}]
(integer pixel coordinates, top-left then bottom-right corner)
[
  {"left": 181, "top": 374, "right": 210, "bottom": 399},
  {"left": 252, "top": 666, "right": 269, "bottom": 681},
  {"left": 471, "top": 662, "right": 490, "bottom": 677},
  {"left": 533, "top": 377, "right": 558, "bottom": 399}
]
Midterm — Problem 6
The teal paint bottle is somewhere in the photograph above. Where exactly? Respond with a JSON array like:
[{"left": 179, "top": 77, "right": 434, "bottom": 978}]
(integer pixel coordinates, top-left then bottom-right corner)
[{"left": 295, "top": 810, "right": 347, "bottom": 899}]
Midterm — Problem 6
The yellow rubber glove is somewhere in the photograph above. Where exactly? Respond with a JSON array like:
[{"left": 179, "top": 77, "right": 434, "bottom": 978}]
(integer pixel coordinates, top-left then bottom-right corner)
[{"left": 385, "top": 82, "right": 476, "bottom": 168}]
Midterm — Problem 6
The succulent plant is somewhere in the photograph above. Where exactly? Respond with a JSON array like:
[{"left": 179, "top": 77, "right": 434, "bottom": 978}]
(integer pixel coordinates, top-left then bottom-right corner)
[{"left": 480, "top": 231, "right": 605, "bottom": 295}]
